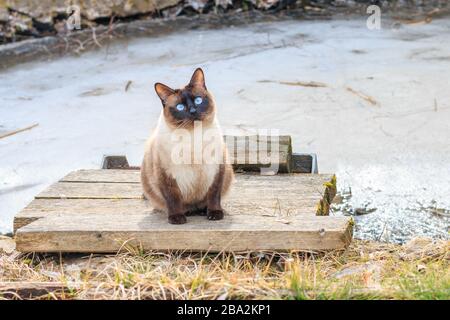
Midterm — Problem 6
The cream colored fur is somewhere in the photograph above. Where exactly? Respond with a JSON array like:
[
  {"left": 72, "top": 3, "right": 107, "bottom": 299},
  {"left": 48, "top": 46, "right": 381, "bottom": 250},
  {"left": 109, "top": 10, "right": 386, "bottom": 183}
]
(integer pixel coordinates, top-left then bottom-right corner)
[{"left": 142, "top": 112, "right": 225, "bottom": 209}]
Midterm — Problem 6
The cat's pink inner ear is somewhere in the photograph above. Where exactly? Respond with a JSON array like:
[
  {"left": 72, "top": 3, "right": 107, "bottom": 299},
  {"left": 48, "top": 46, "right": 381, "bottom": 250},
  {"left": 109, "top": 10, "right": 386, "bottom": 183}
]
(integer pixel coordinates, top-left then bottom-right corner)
[
  {"left": 189, "top": 68, "right": 206, "bottom": 89},
  {"left": 154, "top": 83, "right": 174, "bottom": 103}
]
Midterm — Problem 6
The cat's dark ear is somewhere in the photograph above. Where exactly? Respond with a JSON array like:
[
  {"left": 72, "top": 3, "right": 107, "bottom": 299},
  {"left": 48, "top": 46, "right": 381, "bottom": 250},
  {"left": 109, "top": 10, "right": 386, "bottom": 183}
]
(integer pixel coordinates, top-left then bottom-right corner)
[
  {"left": 154, "top": 83, "right": 175, "bottom": 105},
  {"left": 189, "top": 68, "right": 206, "bottom": 89}
]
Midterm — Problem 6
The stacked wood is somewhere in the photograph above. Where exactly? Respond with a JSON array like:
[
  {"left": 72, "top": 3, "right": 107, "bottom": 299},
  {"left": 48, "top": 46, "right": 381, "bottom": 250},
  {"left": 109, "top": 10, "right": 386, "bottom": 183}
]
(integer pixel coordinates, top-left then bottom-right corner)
[
  {"left": 102, "top": 135, "right": 315, "bottom": 174},
  {"left": 13, "top": 169, "right": 352, "bottom": 252},
  {"left": 224, "top": 135, "right": 292, "bottom": 174}
]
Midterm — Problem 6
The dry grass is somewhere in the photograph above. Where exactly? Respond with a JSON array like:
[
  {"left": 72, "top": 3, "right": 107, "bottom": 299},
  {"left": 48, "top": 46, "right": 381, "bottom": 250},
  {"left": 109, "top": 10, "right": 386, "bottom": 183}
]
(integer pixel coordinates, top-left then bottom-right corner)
[{"left": 0, "top": 238, "right": 448, "bottom": 300}]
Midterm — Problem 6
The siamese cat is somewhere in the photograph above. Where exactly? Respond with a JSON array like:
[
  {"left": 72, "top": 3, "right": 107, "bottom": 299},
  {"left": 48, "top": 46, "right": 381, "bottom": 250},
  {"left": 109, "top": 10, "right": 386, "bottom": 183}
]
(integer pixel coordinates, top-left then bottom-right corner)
[{"left": 141, "top": 68, "right": 234, "bottom": 224}]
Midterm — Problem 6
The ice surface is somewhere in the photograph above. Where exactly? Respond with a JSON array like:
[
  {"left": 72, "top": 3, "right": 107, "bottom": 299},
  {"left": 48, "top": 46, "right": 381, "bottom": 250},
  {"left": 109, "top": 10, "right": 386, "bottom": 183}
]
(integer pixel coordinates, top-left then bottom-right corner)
[{"left": 1, "top": 18, "right": 449, "bottom": 242}]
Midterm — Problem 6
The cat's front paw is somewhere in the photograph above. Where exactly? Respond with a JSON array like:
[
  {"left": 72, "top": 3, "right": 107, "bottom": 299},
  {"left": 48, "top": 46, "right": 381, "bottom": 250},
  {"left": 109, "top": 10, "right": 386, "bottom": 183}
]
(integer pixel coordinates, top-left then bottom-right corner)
[
  {"left": 207, "top": 209, "right": 224, "bottom": 221},
  {"left": 168, "top": 214, "right": 187, "bottom": 224}
]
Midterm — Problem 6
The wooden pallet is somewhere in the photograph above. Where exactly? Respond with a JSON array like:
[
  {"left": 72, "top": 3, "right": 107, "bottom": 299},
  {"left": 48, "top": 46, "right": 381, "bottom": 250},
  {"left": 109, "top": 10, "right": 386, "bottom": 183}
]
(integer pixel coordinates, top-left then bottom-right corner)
[{"left": 14, "top": 169, "right": 352, "bottom": 252}]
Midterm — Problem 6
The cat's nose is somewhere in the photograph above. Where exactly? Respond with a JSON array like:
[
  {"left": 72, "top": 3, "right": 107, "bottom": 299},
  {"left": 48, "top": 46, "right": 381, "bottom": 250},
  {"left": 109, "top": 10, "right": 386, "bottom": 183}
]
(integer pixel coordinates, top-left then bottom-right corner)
[{"left": 189, "top": 107, "right": 196, "bottom": 114}]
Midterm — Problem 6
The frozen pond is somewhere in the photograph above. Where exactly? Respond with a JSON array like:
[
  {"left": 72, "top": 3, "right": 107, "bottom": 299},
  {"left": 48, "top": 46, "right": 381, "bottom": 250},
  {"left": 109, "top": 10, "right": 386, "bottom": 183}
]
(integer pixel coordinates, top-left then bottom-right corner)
[{"left": 1, "top": 17, "right": 449, "bottom": 242}]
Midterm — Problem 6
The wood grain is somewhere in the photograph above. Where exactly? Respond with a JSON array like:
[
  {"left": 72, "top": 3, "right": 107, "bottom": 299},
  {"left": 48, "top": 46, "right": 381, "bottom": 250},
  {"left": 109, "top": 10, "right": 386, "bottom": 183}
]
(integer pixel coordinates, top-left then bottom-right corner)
[
  {"left": 13, "top": 169, "right": 349, "bottom": 252},
  {"left": 14, "top": 198, "right": 320, "bottom": 232},
  {"left": 16, "top": 214, "right": 352, "bottom": 252},
  {"left": 16, "top": 172, "right": 334, "bottom": 231},
  {"left": 62, "top": 169, "right": 141, "bottom": 183},
  {"left": 224, "top": 135, "right": 292, "bottom": 173},
  {"left": 61, "top": 169, "right": 331, "bottom": 185}
]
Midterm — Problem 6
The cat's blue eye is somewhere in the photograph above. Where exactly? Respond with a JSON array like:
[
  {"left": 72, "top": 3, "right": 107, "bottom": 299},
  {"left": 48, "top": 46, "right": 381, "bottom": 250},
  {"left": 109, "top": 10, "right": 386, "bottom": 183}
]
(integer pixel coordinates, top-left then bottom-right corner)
[
  {"left": 194, "top": 97, "right": 203, "bottom": 105},
  {"left": 176, "top": 104, "right": 185, "bottom": 111}
]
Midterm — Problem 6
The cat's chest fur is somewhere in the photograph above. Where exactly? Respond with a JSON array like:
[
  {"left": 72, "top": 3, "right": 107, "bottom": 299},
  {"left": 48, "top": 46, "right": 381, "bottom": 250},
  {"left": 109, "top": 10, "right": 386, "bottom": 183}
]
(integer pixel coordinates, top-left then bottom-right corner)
[
  {"left": 156, "top": 116, "right": 221, "bottom": 203},
  {"left": 168, "top": 163, "right": 218, "bottom": 203}
]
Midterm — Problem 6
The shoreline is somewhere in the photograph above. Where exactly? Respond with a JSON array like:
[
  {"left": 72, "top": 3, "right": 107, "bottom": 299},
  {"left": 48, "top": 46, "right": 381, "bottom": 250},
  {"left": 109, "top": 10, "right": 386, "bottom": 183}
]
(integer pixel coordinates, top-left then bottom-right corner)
[{"left": 1, "top": 5, "right": 449, "bottom": 70}]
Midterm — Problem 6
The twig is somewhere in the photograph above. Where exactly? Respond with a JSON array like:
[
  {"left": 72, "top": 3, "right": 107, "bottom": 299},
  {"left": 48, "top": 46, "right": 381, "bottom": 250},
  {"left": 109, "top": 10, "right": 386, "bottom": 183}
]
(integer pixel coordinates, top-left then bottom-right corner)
[
  {"left": 125, "top": 80, "right": 133, "bottom": 92},
  {"left": 92, "top": 27, "right": 103, "bottom": 48},
  {"left": 280, "top": 81, "right": 327, "bottom": 88},
  {"left": 394, "top": 7, "right": 444, "bottom": 25},
  {"left": 258, "top": 80, "right": 327, "bottom": 88},
  {"left": 346, "top": 86, "right": 378, "bottom": 106},
  {"left": 104, "top": 15, "right": 116, "bottom": 59},
  {"left": 0, "top": 123, "right": 39, "bottom": 140},
  {"left": 396, "top": 16, "right": 433, "bottom": 26}
]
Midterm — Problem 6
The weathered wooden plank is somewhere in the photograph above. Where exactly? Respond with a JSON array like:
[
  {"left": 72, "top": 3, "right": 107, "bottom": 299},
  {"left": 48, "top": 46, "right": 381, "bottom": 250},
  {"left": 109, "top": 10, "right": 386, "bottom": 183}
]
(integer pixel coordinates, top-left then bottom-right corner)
[
  {"left": 16, "top": 172, "right": 334, "bottom": 231},
  {"left": 292, "top": 153, "right": 318, "bottom": 174},
  {"left": 14, "top": 198, "right": 320, "bottom": 232},
  {"left": 62, "top": 169, "right": 141, "bottom": 183},
  {"left": 47, "top": 173, "right": 333, "bottom": 200},
  {"left": 14, "top": 199, "right": 150, "bottom": 232},
  {"left": 96, "top": 134, "right": 294, "bottom": 174},
  {"left": 14, "top": 170, "right": 334, "bottom": 230},
  {"left": 61, "top": 169, "right": 331, "bottom": 185},
  {"left": 36, "top": 182, "right": 143, "bottom": 199},
  {"left": 14, "top": 169, "right": 346, "bottom": 252},
  {"left": 101, "top": 155, "right": 130, "bottom": 169},
  {"left": 15, "top": 213, "right": 352, "bottom": 252},
  {"left": 224, "top": 135, "right": 292, "bottom": 173},
  {"left": 37, "top": 182, "right": 328, "bottom": 200}
]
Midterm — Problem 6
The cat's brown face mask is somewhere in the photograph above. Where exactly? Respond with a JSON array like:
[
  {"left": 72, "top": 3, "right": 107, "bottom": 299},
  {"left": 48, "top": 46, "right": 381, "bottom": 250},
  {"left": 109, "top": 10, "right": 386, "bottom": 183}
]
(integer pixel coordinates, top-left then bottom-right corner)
[{"left": 154, "top": 68, "right": 215, "bottom": 129}]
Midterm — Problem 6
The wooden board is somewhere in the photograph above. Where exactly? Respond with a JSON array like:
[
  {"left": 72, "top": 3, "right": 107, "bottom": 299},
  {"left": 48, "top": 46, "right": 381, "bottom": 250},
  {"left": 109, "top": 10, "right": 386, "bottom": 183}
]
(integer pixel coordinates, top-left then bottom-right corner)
[
  {"left": 14, "top": 169, "right": 351, "bottom": 252},
  {"left": 15, "top": 172, "right": 334, "bottom": 231},
  {"left": 224, "top": 135, "right": 292, "bottom": 173},
  {"left": 101, "top": 133, "right": 316, "bottom": 173},
  {"left": 16, "top": 214, "right": 352, "bottom": 252}
]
